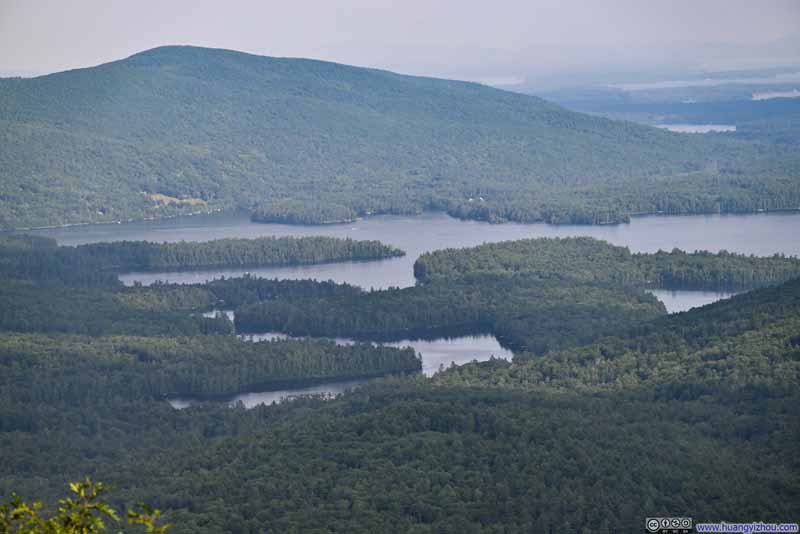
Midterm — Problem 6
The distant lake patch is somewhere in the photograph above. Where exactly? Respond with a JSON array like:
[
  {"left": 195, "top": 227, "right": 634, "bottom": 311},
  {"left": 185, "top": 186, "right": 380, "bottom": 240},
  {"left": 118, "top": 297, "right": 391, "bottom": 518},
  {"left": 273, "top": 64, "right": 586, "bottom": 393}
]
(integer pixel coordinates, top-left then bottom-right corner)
[
  {"left": 752, "top": 89, "right": 800, "bottom": 100},
  {"left": 656, "top": 124, "right": 736, "bottom": 133}
]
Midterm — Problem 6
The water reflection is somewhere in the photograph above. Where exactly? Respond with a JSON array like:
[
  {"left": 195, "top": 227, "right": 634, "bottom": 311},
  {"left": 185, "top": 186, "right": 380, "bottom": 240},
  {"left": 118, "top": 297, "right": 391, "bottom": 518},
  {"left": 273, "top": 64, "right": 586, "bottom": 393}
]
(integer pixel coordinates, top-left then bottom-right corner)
[
  {"left": 27, "top": 210, "right": 800, "bottom": 290},
  {"left": 28, "top": 210, "right": 799, "bottom": 408},
  {"left": 234, "top": 333, "right": 512, "bottom": 377},
  {"left": 656, "top": 124, "right": 736, "bottom": 133},
  {"left": 169, "top": 378, "right": 371, "bottom": 410},
  {"left": 169, "top": 333, "right": 512, "bottom": 409},
  {"left": 647, "top": 289, "right": 737, "bottom": 314}
]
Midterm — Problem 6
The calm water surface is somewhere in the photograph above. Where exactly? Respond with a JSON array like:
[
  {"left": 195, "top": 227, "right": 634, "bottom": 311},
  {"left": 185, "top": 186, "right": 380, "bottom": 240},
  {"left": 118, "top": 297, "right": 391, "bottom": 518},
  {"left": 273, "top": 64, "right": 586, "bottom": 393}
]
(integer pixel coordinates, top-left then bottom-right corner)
[
  {"left": 656, "top": 124, "right": 736, "bottom": 133},
  {"left": 646, "top": 289, "right": 738, "bottom": 313},
  {"left": 169, "top": 334, "right": 511, "bottom": 408},
  {"left": 235, "top": 331, "right": 511, "bottom": 377},
  {"left": 169, "top": 378, "right": 371, "bottom": 409},
  {"left": 32, "top": 211, "right": 800, "bottom": 408},
  {"left": 205, "top": 310, "right": 513, "bottom": 376},
  {"left": 31, "top": 210, "right": 800, "bottom": 290}
]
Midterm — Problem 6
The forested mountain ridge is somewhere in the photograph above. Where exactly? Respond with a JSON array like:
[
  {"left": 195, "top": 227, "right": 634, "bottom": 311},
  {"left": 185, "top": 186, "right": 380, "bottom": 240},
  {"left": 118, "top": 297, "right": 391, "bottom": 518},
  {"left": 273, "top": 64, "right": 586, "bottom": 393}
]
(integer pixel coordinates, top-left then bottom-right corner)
[
  {"left": 436, "top": 277, "right": 800, "bottom": 393},
  {"left": 2, "top": 45, "right": 798, "bottom": 229}
]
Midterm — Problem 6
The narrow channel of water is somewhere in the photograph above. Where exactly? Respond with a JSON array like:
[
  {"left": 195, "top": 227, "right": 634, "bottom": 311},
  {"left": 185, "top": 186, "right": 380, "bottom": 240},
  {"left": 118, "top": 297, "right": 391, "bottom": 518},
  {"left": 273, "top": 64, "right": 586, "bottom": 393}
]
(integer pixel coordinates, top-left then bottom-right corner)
[
  {"left": 235, "top": 333, "right": 511, "bottom": 378},
  {"left": 169, "top": 334, "right": 511, "bottom": 408},
  {"left": 170, "top": 378, "right": 372, "bottom": 410},
  {"left": 177, "top": 309, "right": 513, "bottom": 408}
]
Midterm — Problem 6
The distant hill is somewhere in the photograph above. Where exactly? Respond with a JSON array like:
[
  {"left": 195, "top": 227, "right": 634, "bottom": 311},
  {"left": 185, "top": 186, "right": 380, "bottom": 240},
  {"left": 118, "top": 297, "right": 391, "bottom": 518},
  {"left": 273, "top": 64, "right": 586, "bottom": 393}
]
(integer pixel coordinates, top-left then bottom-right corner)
[{"left": 1, "top": 45, "right": 798, "bottom": 229}]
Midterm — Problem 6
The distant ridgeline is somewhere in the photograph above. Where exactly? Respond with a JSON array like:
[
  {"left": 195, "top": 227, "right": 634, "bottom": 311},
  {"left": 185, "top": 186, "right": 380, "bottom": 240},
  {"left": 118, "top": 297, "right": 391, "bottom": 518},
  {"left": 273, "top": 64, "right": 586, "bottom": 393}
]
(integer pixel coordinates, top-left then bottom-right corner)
[
  {"left": 1, "top": 45, "right": 799, "bottom": 229},
  {"left": 234, "top": 237, "right": 800, "bottom": 354},
  {"left": 0, "top": 234, "right": 403, "bottom": 286}
]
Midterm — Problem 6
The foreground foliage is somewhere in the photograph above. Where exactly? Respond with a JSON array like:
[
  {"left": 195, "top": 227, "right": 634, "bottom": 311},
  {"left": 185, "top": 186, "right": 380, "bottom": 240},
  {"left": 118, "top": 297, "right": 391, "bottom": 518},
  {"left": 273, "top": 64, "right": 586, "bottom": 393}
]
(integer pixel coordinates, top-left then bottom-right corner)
[{"left": 1, "top": 480, "right": 168, "bottom": 534}]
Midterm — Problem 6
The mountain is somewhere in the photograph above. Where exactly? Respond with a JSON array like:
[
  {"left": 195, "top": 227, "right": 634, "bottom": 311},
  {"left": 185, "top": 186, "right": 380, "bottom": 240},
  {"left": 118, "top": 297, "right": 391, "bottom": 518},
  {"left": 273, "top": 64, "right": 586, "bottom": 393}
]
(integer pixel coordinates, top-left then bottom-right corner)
[{"left": 1, "top": 45, "right": 798, "bottom": 228}]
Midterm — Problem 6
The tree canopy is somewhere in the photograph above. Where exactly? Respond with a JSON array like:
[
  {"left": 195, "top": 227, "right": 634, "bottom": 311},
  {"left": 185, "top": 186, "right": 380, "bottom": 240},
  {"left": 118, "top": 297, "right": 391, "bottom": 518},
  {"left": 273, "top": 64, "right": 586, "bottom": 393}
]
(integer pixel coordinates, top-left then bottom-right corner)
[{"left": 2, "top": 46, "right": 798, "bottom": 229}]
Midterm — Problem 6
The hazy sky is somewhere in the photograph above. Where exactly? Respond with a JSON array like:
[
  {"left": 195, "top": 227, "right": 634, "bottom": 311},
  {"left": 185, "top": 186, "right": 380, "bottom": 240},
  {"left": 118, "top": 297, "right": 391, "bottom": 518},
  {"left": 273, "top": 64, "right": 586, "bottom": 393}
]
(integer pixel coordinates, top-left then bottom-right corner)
[{"left": 1, "top": 0, "right": 798, "bottom": 84}]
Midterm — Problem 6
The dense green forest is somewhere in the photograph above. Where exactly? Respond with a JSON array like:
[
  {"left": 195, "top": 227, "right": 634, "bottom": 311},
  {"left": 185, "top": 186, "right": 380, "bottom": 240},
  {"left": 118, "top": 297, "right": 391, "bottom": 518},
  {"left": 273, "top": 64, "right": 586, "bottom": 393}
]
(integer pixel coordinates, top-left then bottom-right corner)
[
  {"left": 5, "top": 383, "right": 797, "bottom": 533},
  {"left": 0, "top": 272, "right": 366, "bottom": 338},
  {"left": 235, "top": 278, "right": 665, "bottom": 354},
  {"left": 0, "top": 280, "right": 234, "bottom": 336},
  {"left": 0, "top": 234, "right": 401, "bottom": 287},
  {"left": 415, "top": 237, "right": 800, "bottom": 290},
  {"left": 0, "top": 334, "right": 419, "bottom": 401},
  {"left": 1, "top": 46, "right": 799, "bottom": 229},
  {"left": 74, "top": 236, "right": 403, "bottom": 272},
  {"left": 435, "top": 277, "right": 800, "bottom": 392},
  {"left": 2, "top": 280, "right": 798, "bottom": 532},
  {"left": 127, "top": 383, "right": 798, "bottom": 533},
  {"left": 1, "top": 230, "right": 798, "bottom": 531},
  {"left": 236, "top": 238, "right": 800, "bottom": 353}
]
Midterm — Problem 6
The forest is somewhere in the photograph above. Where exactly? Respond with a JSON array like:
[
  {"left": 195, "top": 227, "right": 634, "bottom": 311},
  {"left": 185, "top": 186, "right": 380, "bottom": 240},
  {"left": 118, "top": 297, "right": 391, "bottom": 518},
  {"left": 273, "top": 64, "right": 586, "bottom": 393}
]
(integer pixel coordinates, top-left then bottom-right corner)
[
  {"left": 0, "top": 334, "right": 420, "bottom": 402},
  {"left": 1, "top": 280, "right": 798, "bottom": 532},
  {"left": 236, "top": 238, "right": 800, "bottom": 354},
  {"left": 2, "top": 45, "right": 800, "bottom": 229},
  {"left": 414, "top": 237, "right": 800, "bottom": 290},
  {"left": 547, "top": 89, "right": 800, "bottom": 147},
  {"left": 1, "top": 232, "right": 798, "bottom": 532},
  {"left": 0, "top": 234, "right": 402, "bottom": 287},
  {"left": 435, "top": 277, "right": 800, "bottom": 393},
  {"left": 235, "top": 277, "right": 665, "bottom": 355}
]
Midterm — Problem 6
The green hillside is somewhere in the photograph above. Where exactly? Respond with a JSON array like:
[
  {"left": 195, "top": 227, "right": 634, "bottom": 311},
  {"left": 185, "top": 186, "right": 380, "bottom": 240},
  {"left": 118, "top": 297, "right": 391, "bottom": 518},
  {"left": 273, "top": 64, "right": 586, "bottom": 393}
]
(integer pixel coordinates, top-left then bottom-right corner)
[
  {"left": 2, "top": 45, "right": 798, "bottom": 229},
  {"left": 3, "top": 265, "right": 798, "bottom": 532},
  {"left": 1, "top": 229, "right": 798, "bottom": 531}
]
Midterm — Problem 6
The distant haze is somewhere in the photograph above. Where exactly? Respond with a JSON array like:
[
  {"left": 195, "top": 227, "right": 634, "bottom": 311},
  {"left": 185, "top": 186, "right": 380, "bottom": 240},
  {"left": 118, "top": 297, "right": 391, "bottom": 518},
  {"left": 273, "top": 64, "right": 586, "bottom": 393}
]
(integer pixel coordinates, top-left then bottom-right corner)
[{"left": 1, "top": 0, "right": 799, "bottom": 87}]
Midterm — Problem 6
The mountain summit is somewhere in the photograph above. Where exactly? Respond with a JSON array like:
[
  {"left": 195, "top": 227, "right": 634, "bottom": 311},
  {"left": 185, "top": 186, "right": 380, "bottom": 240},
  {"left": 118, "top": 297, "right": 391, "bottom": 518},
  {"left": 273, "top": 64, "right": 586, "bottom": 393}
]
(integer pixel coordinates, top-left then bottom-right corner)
[{"left": 0, "top": 46, "right": 795, "bottom": 228}]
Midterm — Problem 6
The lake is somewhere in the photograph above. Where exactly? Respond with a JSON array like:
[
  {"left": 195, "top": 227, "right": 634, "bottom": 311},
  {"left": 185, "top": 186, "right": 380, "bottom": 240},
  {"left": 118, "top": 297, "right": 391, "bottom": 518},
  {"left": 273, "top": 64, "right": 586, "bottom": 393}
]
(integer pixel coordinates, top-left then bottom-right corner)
[
  {"left": 169, "top": 334, "right": 512, "bottom": 409},
  {"left": 235, "top": 330, "right": 511, "bottom": 377},
  {"left": 218, "top": 307, "right": 513, "bottom": 385},
  {"left": 32, "top": 210, "right": 800, "bottom": 291},
  {"left": 169, "top": 378, "right": 372, "bottom": 410},
  {"left": 32, "top": 210, "right": 800, "bottom": 406},
  {"left": 647, "top": 289, "right": 737, "bottom": 313},
  {"left": 656, "top": 124, "right": 736, "bottom": 134}
]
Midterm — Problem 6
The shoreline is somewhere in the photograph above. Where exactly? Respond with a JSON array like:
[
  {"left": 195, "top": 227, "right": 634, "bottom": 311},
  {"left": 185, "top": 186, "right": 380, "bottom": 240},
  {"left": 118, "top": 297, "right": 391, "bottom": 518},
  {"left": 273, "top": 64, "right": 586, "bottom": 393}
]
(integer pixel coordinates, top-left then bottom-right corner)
[
  {"left": 166, "top": 369, "right": 418, "bottom": 406},
  {"left": 7, "top": 207, "right": 227, "bottom": 232},
  {"left": 7, "top": 205, "right": 800, "bottom": 234}
]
